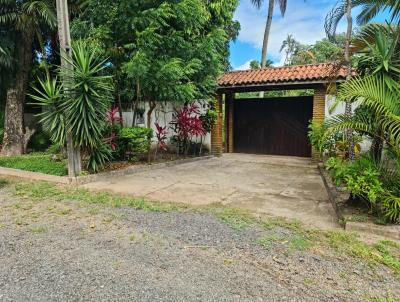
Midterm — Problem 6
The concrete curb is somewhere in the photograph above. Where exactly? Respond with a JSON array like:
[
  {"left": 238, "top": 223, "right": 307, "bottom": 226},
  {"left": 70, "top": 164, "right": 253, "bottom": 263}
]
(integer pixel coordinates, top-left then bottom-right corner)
[
  {"left": 71, "top": 155, "right": 215, "bottom": 185},
  {"left": 318, "top": 163, "right": 400, "bottom": 241},
  {"left": 346, "top": 221, "right": 400, "bottom": 240},
  {"left": 0, "top": 166, "right": 70, "bottom": 184},
  {"left": 0, "top": 156, "right": 215, "bottom": 185},
  {"left": 318, "top": 163, "right": 347, "bottom": 223}
]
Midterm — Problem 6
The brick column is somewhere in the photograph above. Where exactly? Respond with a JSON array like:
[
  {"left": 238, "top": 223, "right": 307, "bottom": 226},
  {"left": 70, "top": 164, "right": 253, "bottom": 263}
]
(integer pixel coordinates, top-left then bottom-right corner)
[
  {"left": 227, "top": 93, "right": 234, "bottom": 153},
  {"left": 211, "top": 93, "right": 223, "bottom": 156},
  {"left": 312, "top": 85, "right": 327, "bottom": 160},
  {"left": 224, "top": 92, "right": 234, "bottom": 153}
]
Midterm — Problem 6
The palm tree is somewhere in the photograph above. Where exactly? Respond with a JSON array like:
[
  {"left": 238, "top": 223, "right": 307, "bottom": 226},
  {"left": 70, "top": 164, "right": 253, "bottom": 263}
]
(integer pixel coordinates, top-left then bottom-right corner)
[
  {"left": 280, "top": 34, "right": 298, "bottom": 65},
  {"left": 325, "top": 0, "right": 400, "bottom": 40},
  {"left": 325, "top": 0, "right": 355, "bottom": 160},
  {"left": 329, "top": 24, "right": 400, "bottom": 161},
  {"left": 31, "top": 41, "right": 114, "bottom": 172},
  {"left": 0, "top": 0, "right": 56, "bottom": 156},
  {"left": 250, "top": 0, "right": 287, "bottom": 69}
]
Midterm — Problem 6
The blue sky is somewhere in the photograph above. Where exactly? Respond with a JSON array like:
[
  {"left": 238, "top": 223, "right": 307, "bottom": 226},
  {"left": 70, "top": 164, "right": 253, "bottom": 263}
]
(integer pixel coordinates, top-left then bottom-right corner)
[{"left": 230, "top": 0, "right": 390, "bottom": 70}]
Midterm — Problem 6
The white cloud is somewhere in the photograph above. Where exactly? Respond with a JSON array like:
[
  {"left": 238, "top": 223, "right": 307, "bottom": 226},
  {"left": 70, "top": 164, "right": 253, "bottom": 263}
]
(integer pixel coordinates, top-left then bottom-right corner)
[
  {"left": 234, "top": 0, "right": 347, "bottom": 65},
  {"left": 235, "top": 60, "right": 252, "bottom": 70}
]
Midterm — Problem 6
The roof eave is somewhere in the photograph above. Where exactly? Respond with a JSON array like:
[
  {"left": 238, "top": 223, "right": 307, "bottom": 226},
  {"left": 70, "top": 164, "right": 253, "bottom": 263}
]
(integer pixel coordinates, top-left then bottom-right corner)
[{"left": 217, "top": 78, "right": 345, "bottom": 92}]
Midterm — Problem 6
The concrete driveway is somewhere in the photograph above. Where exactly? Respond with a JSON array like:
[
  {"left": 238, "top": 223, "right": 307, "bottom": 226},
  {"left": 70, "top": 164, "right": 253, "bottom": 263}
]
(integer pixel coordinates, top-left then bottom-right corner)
[{"left": 84, "top": 154, "right": 338, "bottom": 229}]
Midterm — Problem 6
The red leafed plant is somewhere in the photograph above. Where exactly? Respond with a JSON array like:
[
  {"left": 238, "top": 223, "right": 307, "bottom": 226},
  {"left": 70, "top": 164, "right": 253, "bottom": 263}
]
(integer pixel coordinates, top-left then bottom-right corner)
[
  {"left": 170, "top": 103, "right": 206, "bottom": 155},
  {"left": 106, "top": 106, "right": 123, "bottom": 125},
  {"left": 154, "top": 122, "right": 168, "bottom": 159},
  {"left": 103, "top": 132, "right": 118, "bottom": 151}
]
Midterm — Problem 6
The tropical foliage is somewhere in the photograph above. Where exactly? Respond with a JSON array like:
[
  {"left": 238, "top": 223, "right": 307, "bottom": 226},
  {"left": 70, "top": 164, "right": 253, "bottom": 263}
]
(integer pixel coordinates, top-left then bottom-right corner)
[
  {"left": 308, "top": 5, "right": 400, "bottom": 223},
  {"left": 31, "top": 41, "right": 114, "bottom": 172},
  {"left": 0, "top": 0, "right": 56, "bottom": 155}
]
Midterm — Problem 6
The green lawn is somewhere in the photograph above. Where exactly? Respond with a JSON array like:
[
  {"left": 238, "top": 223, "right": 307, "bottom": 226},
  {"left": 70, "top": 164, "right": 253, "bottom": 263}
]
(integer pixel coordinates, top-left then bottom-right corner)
[{"left": 0, "top": 154, "right": 68, "bottom": 176}]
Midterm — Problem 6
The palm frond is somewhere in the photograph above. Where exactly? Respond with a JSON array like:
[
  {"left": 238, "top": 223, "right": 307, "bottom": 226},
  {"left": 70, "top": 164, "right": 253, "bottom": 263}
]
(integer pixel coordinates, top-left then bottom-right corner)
[{"left": 334, "top": 76, "right": 400, "bottom": 148}]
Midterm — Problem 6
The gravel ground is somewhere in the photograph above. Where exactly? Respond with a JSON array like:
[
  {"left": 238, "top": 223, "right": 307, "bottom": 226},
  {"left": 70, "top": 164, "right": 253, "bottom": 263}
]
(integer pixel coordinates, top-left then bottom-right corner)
[{"left": 0, "top": 187, "right": 399, "bottom": 302}]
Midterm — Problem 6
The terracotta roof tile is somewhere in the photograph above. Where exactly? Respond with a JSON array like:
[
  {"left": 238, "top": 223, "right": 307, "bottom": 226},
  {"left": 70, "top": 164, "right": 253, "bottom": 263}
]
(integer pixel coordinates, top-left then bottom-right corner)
[{"left": 218, "top": 63, "right": 348, "bottom": 87}]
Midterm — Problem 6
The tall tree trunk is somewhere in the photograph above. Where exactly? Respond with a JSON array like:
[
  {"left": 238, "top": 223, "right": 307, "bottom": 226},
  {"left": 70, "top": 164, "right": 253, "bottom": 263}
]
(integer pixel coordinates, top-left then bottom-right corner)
[
  {"left": 344, "top": 0, "right": 355, "bottom": 160},
  {"left": 56, "top": 0, "right": 81, "bottom": 177},
  {"left": 147, "top": 100, "right": 156, "bottom": 163},
  {"left": 1, "top": 32, "right": 33, "bottom": 156},
  {"left": 132, "top": 81, "right": 141, "bottom": 127},
  {"left": 259, "top": 0, "right": 274, "bottom": 98},
  {"left": 2, "top": 89, "right": 24, "bottom": 156},
  {"left": 370, "top": 135, "right": 383, "bottom": 163},
  {"left": 117, "top": 92, "right": 123, "bottom": 127}
]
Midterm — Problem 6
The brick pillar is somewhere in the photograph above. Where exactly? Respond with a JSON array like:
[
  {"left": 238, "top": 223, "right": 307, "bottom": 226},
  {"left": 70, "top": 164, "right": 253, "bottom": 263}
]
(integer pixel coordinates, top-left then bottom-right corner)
[
  {"left": 224, "top": 92, "right": 234, "bottom": 153},
  {"left": 228, "top": 93, "right": 234, "bottom": 153},
  {"left": 312, "top": 85, "right": 327, "bottom": 160},
  {"left": 211, "top": 93, "right": 223, "bottom": 156},
  {"left": 224, "top": 94, "right": 229, "bottom": 152}
]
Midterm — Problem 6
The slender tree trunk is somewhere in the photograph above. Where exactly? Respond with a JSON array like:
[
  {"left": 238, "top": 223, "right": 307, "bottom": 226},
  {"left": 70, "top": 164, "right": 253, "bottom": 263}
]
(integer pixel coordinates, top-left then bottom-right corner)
[
  {"left": 1, "top": 32, "right": 33, "bottom": 156},
  {"left": 117, "top": 92, "right": 123, "bottom": 127},
  {"left": 56, "top": 0, "right": 81, "bottom": 176},
  {"left": 259, "top": 0, "right": 274, "bottom": 97},
  {"left": 147, "top": 100, "right": 156, "bottom": 163},
  {"left": 115, "top": 71, "right": 124, "bottom": 127},
  {"left": 132, "top": 81, "right": 140, "bottom": 127},
  {"left": 344, "top": 0, "right": 355, "bottom": 160},
  {"left": 370, "top": 136, "right": 383, "bottom": 163},
  {"left": 261, "top": 0, "right": 274, "bottom": 69}
]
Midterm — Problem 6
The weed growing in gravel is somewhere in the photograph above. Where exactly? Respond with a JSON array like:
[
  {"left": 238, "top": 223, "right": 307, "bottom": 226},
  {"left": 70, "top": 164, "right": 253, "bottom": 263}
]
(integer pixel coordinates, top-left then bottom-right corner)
[
  {"left": 258, "top": 233, "right": 312, "bottom": 252},
  {"left": 0, "top": 179, "right": 9, "bottom": 188},
  {"left": 372, "top": 296, "right": 396, "bottom": 302},
  {"left": 326, "top": 231, "right": 400, "bottom": 274},
  {"left": 261, "top": 217, "right": 303, "bottom": 232},
  {"left": 29, "top": 225, "right": 47, "bottom": 234},
  {"left": 11, "top": 181, "right": 189, "bottom": 213},
  {"left": 216, "top": 208, "right": 256, "bottom": 230}
]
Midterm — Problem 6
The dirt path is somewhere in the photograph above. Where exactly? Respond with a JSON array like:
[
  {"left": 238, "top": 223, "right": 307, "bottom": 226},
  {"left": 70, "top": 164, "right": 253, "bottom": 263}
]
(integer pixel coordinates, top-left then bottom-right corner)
[{"left": 0, "top": 184, "right": 398, "bottom": 302}]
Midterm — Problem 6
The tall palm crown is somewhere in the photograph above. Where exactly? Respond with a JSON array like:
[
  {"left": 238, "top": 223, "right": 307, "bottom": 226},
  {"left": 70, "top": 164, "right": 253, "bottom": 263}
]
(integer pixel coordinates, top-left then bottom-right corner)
[
  {"left": 280, "top": 34, "right": 298, "bottom": 65},
  {"left": 325, "top": 0, "right": 400, "bottom": 41},
  {"left": 250, "top": 0, "right": 287, "bottom": 14},
  {"left": 250, "top": 0, "right": 287, "bottom": 69}
]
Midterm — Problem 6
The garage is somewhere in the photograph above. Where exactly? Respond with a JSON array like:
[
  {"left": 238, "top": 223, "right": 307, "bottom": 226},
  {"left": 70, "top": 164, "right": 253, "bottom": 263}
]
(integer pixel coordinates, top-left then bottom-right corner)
[
  {"left": 211, "top": 63, "right": 348, "bottom": 159},
  {"left": 233, "top": 96, "right": 313, "bottom": 157}
]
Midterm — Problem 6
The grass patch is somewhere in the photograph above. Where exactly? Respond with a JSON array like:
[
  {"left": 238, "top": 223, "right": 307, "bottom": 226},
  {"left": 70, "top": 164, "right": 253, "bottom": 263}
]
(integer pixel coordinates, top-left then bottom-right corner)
[
  {"left": 216, "top": 207, "right": 256, "bottom": 230},
  {"left": 0, "top": 179, "right": 9, "bottom": 188},
  {"left": 29, "top": 225, "right": 47, "bottom": 234},
  {"left": 12, "top": 181, "right": 189, "bottom": 212},
  {"left": 261, "top": 217, "right": 303, "bottom": 232},
  {"left": 5, "top": 179, "right": 400, "bottom": 275},
  {"left": 258, "top": 233, "right": 313, "bottom": 251},
  {"left": 326, "top": 231, "right": 400, "bottom": 274},
  {"left": 0, "top": 154, "right": 67, "bottom": 176}
]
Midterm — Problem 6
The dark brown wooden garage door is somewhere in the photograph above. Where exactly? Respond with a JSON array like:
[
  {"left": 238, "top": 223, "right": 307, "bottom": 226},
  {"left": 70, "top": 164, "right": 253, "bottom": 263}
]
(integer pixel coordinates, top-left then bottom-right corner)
[{"left": 233, "top": 96, "right": 313, "bottom": 157}]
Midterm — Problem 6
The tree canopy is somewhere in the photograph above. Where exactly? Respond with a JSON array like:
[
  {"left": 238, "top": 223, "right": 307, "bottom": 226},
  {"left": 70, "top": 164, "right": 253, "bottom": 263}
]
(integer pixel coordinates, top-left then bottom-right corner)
[{"left": 71, "top": 0, "right": 240, "bottom": 111}]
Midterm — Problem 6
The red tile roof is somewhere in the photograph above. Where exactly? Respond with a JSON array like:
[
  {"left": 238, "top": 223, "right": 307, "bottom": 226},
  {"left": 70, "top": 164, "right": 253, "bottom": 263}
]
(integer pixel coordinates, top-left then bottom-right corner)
[{"left": 218, "top": 63, "right": 348, "bottom": 88}]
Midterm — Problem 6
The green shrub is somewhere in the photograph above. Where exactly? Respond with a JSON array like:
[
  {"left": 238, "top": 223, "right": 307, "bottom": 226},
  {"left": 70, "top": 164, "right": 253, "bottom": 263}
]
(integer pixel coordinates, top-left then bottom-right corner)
[
  {"left": 345, "top": 167, "right": 384, "bottom": 204},
  {"left": 0, "top": 154, "right": 68, "bottom": 176},
  {"left": 326, "top": 155, "right": 400, "bottom": 224},
  {"left": 325, "top": 157, "right": 349, "bottom": 185},
  {"left": 87, "top": 143, "right": 113, "bottom": 173},
  {"left": 119, "top": 127, "right": 153, "bottom": 161}
]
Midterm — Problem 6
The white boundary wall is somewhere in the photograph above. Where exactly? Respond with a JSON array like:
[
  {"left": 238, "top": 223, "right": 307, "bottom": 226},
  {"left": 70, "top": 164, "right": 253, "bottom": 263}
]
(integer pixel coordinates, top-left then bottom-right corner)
[{"left": 121, "top": 101, "right": 211, "bottom": 151}]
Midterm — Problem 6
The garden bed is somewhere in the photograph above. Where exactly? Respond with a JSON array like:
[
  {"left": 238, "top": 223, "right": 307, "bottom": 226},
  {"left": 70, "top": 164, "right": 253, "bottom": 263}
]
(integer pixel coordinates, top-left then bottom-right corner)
[
  {"left": 318, "top": 163, "right": 400, "bottom": 241},
  {"left": 0, "top": 153, "right": 68, "bottom": 176}
]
